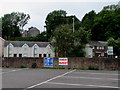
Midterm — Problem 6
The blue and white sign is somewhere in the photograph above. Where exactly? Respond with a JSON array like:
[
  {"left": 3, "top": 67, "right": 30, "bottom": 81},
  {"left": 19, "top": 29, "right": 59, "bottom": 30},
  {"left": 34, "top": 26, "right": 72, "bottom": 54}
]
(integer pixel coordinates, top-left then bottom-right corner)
[{"left": 44, "top": 57, "right": 53, "bottom": 67}]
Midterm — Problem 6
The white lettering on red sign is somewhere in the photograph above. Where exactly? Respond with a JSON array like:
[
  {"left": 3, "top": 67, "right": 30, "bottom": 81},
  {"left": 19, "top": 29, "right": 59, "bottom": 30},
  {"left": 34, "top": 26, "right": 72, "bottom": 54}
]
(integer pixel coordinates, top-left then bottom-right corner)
[{"left": 59, "top": 58, "right": 68, "bottom": 65}]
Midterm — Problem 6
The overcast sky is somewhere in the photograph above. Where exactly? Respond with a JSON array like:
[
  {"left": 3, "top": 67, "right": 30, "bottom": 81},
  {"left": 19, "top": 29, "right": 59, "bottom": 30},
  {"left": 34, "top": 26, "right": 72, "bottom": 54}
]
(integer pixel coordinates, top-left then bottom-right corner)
[{"left": 1, "top": 0, "right": 119, "bottom": 32}]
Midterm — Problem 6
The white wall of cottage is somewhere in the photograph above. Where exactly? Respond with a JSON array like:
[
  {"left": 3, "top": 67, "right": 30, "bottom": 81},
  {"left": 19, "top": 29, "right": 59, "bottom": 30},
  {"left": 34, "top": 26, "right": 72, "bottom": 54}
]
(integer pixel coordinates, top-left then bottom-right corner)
[
  {"left": 4, "top": 43, "right": 55, "bottom": 57},
  {"left": 84, "top": 44, "right": 93, "bottom": 58},
  {"left": 0, "top": 37, "right": 5, "bottom": 57}
]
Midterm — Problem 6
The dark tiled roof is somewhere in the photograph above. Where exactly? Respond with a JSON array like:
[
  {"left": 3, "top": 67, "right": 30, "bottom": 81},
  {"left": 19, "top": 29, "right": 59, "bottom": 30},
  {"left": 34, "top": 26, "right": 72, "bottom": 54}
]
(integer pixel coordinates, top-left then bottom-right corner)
[
  {"left": 4, "top": 41, "right": 49, "bottom": 47},
  {"left": 89, "top": 41, "right": 107, "bottom": 46}
]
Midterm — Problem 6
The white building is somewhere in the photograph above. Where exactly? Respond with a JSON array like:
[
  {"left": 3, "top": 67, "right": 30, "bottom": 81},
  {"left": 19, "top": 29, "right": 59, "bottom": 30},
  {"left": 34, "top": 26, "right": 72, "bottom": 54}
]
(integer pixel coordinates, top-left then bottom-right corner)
[
  {"left": 4, "top": 41, "right": 55, "bottom": 57},
  {"left": 0, "top": 37, "right": 5, "bottom": 57},
  {"left": 22, "top": 27, "right": 40, "bottom": 37}
]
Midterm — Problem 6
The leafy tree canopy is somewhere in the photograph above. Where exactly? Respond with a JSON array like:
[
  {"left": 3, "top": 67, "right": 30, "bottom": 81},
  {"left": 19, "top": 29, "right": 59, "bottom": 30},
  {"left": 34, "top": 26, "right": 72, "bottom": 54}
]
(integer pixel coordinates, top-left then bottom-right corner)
[
  {"left": 51, "top": 24, "right": 90, "bottom": 57},
  {"left": 45, "top": 10, "right": 81, "bottom": 39},
  {"left": 91, "top": 4, "right": 120, "bottom": 41},
  {"left": 2, "top": 12, "right": 30, "bottom": 40}
]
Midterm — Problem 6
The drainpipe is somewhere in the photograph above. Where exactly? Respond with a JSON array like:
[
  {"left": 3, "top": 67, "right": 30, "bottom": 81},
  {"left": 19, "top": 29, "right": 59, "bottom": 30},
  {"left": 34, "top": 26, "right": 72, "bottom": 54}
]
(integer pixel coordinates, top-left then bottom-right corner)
[
  {"left": 34, "top": 46, "right": 35, "bottom": 57},
  {"left": 8, "top": 43, "right": 9, "bottom": 57}
]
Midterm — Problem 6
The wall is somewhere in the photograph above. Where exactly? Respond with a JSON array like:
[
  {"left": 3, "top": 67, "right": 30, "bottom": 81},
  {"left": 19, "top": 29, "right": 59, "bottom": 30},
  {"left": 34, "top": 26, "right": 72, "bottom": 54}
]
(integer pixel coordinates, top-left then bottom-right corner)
[
  {"left": 0, "top": 37, "right": 4, "bottom": 57},
  {"left": 84, "top": 44, "right": 93, "bottom": 58},
  {"left": 2, "top": 57, "right": 120, "bottom": 70},
  {"left": 28, "top": 28, "right": 40, "bottom": 37},
  {"left": 4, "top": 44, "right": 55, "bottom": 57}
]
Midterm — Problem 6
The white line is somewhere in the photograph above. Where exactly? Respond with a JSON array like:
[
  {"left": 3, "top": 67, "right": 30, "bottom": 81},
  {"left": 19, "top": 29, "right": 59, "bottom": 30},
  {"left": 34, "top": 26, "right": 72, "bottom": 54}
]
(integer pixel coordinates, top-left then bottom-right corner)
[
  {"left": 46, "top": 82, "right": 119, "bottom": 88},
  {"left": 74, "top": 72, "right": 119, "bottom": 75},
  {"left": 2, "top": 68, "right": 29, "bottom": 74},
  {"left": 62, "top": 76, "right": 119, "bottom": 81},
  {"left": 23, "top": 69, "right": 76, "bottom": 90}
]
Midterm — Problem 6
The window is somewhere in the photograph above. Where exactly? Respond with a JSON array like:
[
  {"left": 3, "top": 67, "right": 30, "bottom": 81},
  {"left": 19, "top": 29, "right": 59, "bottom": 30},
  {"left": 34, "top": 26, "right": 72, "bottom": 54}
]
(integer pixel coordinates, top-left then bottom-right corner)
[
  {"left": 14, "top": 54, "right": 17, "bottom": 57},
  {"left": 39, "top": 54, "right": 42, "bottom": 57},
  {"left": 97, "top": 46, "right": 99, "bottom": 49},
  {"left": 48, "top": 54, "right": 51, "bottom": 57},
  {"left": 19, "top": 54, "right": 22, "bottom": 57},
  {"left": 93, "top": 52, "right": 95, "bottom": 56},
  {"left": 34, "top": 54, "right": 37, "bottom": 57},
  {"left": 100, "top": 47, "right": 102, "bottom": 49},
  {"left": 24, "top": 45, "right": 28, "bottom": 50},
  {"left": 43, "top": 54, "right": 46, "bottom": 57},
  {"left": 102, "top": 47, "right": 104, "bottom": 49},
  {"left": 24, "top": 53, "right": 27, "bottom": 57}
]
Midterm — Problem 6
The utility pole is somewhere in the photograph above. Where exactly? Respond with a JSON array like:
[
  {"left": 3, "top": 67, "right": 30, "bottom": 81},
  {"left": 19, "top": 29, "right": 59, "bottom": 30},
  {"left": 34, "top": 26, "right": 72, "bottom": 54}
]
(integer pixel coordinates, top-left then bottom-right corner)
[{"left": 72, "top": 17, "right": 75, "bottom": 33}]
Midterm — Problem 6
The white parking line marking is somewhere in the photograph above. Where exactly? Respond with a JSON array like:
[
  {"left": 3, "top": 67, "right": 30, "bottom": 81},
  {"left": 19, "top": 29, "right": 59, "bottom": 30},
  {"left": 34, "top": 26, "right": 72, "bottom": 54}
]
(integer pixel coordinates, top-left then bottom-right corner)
[
  {"left": 23, "top": 69, "right": 76, "bottom": 90},
  {"left": 62, "top": 76, "right": 119, "bottom": 80},
  {"left": 46, "top": 82, "right": 119, "bottom": 88},
  {"left": 74, "top": 72, "right": 119, "bottom": 75},
  {"left": 2, "top": 68, "right": 29, "bottom": 74}
]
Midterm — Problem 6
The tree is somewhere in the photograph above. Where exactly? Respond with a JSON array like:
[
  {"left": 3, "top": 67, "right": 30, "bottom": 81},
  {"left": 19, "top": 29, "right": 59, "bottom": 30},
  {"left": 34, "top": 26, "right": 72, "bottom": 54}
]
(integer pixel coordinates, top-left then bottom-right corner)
[
  {"left": 45, "top": 10, "right": 67, "bottom": 39},
  {"left": 10, "top": 31, "right": 48, "bottom": 42},
  {"left": 50, "top": 24, "right": 74, "bottom": 57},
  {"left": 2, "top": 12, "right": 30, "bottom": 40},
  {"left": 51, "top": 24, "right": 90, "bottom": 57},
  {"left": 68, "top": 27, "right": 90, "bottom": 57},
  {"left": 81, "top": 10, "right": 96, "bottom": 31},
  {"left": 45, "top": 10, "right": 80, "bottom": 40},
  {"left": 91, "top": 4, "right": 120, "bottom": 41}
]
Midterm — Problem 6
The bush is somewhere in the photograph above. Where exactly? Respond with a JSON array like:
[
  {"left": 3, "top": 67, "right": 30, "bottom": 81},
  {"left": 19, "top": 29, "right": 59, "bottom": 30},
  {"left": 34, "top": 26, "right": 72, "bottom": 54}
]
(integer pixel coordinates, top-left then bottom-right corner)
[
  {"left": 80, "top": 67, "right": 86, "bottom": 70},
  {"left": 6, "top": 66, "right": 9, "bottom": 68},
  {"left": 111, "top": 68, "right": 116, "bottom": 71},
  {"left": 31, "top": 63, "right": 37, "bottom": 68},
  {"left": 88, "top": 66, "right": 99, "bottom": 70},
  {"left": 20, "top": 65, "right": 26, "bottom": 68}
]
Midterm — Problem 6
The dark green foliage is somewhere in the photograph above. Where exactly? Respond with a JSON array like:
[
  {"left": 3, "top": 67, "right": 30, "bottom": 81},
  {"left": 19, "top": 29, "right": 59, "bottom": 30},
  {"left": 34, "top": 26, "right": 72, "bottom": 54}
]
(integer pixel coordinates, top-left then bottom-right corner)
[
  {"left": 81, "top": 4, "right": 120, "bottom": 41},
  {"left": 1, "top": 12, "right": 30, "bottom": 40},
  {"left": 31, "top": 63, "right": 37, "bottom": 68},
  {"left": 81, "top": 10, "right": 96, "bottom": 31},
  {"left": 91, "top": 5, "right": 120, "bottom": 41},
  {"left": 111, "top": 68, "right": 117, "bottom": 71},
  {"left": 45, "top": 10, "right": 81, "bottom": 39},
  {"left": 51, "top": 24, "right": 90, "bottom": 57},
  {"left": 20, "top": 65, "right": 26, "bottom": 68},
  {"left": 6, "top": 66, "right": 9, "bottom": 68},
  {"left": 88, "top": 66, "right": 99, "bottom": 70},
  {"left": 10, "top": 31, "right": 48, "bottom": 41}
]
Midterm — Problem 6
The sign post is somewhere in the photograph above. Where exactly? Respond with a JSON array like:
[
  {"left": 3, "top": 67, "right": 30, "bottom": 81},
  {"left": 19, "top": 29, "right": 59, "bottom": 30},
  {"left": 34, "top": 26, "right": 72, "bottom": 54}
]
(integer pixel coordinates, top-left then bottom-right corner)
[{"left": 44, "top": 57, "right": 53, "bottom": 67}]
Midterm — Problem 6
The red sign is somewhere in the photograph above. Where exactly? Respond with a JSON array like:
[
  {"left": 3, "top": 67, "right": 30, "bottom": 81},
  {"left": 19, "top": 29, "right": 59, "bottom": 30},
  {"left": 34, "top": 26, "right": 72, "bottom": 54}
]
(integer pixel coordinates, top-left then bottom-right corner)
[{"left": 59, "top": 58, "right": 68, "bottom": 65}]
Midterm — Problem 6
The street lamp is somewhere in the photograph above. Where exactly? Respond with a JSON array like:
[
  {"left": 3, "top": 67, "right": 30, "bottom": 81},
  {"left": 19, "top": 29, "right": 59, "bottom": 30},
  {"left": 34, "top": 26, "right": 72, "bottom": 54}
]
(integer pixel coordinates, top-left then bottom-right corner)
[{"left": 72, "top": 17, "right": 75, "bottom": 33}]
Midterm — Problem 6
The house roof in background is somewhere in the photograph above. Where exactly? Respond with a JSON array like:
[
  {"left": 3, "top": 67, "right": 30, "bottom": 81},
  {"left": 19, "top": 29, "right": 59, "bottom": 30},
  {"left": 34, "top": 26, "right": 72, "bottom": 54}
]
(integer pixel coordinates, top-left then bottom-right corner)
[
  {"left": 4, "top": 41, "right": 49, "bottom": 47},
  {"left": 89, "top": 41, "right": 107, "bottom": 46}
]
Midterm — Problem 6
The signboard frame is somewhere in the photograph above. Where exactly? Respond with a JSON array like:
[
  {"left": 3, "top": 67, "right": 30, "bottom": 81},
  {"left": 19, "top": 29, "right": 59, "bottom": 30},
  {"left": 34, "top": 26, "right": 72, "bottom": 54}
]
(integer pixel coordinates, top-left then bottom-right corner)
[
  {"left": 59, "top": 58, "right": 68, "bottom": 65},
  {"left": 44, "top": 57, "right": 53, "bottom": 67},
  {"left": 107, "top": 46, "right": 113, "bottom": 55}
]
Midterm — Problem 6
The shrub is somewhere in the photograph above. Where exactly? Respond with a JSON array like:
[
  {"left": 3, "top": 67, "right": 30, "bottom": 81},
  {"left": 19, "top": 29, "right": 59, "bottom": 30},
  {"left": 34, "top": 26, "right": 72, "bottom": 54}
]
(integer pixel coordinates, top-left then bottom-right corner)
[
  {"left": 88, "top": 66, "right": 99, "bottom": 70},
  {"left": 6, "top": 66, "right": 9, "bottom": 68},
  {"left": 20, "top": 65, "right": 26, "bottom": 68},
  {"left": 31, "top": 63, "right": 37, "bottom": 68},
  {"left": 111, "top": 68, "right": 116, "bottom": 71}
]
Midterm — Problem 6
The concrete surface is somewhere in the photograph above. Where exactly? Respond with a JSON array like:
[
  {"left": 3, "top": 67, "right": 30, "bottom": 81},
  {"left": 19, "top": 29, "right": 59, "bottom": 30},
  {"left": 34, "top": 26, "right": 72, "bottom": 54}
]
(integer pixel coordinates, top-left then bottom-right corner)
[{"left": 2, "top": 68, "right": 120, "bottom": 90}]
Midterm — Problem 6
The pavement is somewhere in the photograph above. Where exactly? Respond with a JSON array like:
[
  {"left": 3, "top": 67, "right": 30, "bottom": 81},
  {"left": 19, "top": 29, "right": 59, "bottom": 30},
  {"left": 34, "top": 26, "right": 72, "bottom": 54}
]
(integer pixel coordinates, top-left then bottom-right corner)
[{"left": 1, "top": 68, "right": 120, "bottom": 90}]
